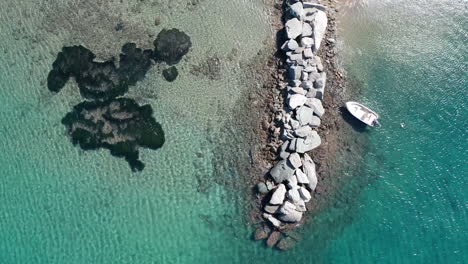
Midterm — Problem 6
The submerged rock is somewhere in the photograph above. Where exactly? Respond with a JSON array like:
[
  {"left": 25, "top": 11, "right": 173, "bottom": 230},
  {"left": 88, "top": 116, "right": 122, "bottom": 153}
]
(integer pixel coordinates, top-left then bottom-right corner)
[
  {"left": 254, "top": 225, "right": 271, "bottom": 240},
  {"left": 61, "top": 98, "right": 165, "bottom": 171},
  {"left": 266, "top": 231, "right": 281, "bottom": 248},
  {"left": 277, "top": 237, "right": 297, "bottom": 251},
  {"left": 154, "top": 28, "right": 192, "bottom": 65},
  {"left": 162, "top": 66, "right": 179, "bottom": 82}
]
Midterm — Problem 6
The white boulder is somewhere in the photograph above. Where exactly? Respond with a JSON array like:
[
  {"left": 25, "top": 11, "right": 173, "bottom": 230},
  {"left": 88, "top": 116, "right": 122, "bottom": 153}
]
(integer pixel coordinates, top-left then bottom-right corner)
[
  {"left": 285, "top": 18, "right": 302, "bottom": 39},
  {"left": 312, "top": 10, "right": 328, "bottom": 52},
  {"left": 270, "top": 184, "right": 287, "bottom": 205},
  {"left": 288, "top": 94, "right": 307, "bottom": 109}
]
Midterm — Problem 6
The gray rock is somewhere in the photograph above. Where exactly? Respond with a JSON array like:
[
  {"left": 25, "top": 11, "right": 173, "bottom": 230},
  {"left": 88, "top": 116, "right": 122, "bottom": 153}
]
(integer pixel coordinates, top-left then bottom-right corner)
[
  {"left": 270, "top": 160, "right": 295, "bottom": 183},
  {"left": 294, "top": 200, "right": 307, "bottom": 212},
  {"left": 288, "top": 53, "right": 303, "bottom": 62},
  {"left": 289, "top": 2, "right": 304, "bottom": 19},
  {"left": 305, "top": 98, "right": 325, "bottom": 117},
  {"left": 315, "top": 88, "right": 325, "bottom": 100},
  {"left": 300, "top": 81, "right": 314, "bottom": 90},
  {"left": 300, "top": 37, "right": 314, "bottom": 48},
  {"left": 302, "top": 153, "right": 318, "bottom": 191},
  {"left": 263, "top": 213, "right": 281, "bottom": 228},
  {"left": 264, "top": 205, "right": 279, "bottom": 214},
  {"left": 288, "top": 138, "right": 297, "bottom": 152},
  {"left": 308, "top": 71, "right": 321, "bottom": 82},
  {"left": 309, "top": 116, "right": 321, "bottom": 127},
  {"left": 287, "top": 174, "right": 298, "bottom": 189},
  {"left": 288, "top": 153, "right": 302, "bottom": 169},
  {"left": 303, "top": 2, "right": 327, "bottom": 11},
  {"left": 312, "top": 10, "right": 328, "bottom": 52},
  {"left": 288, "top": 94, "right": 307, "bottom": 109},
  {"left": 304, "top": 65, "right": 317, "bottom": 72},
  {"left": 287, "top": 39, "right": 299, "bottom": 50},
  {"left": 266, "top": 180, "right": 275, "bottom": 191},
  {"left": 279, "top": 140, "right": 290, "bottom": 156},
  {"left": 270, "top": 184, "right": 287, "bottom": 205},
  {"left": 257, "top": 182, "right": 269, "bottom": 195},
  {"left": 303, "top": 48, "right": 314, "bottom": 58},
  {"left": 290, "top": 119, "right": 300, "bottom": 130},
  {"left": 285, "top": 18, "right": 302, "bottom": 39},
  {"left": 304, "top": 8, "right": 317, "bottom": 22},
  {"left": 299, "top": 186, "right": 312, "bottom": 202},
  {"left": 279, "top": 201, "right": 296, "bottom": 215},
  {"left": 296, "top": 106, "right": 315, "bottom": 126},
  {"left": 254, "top": 225, "right": 270, "bottom": 240},
  {"left": 288, "top": 87, "right": 306, "bottom": 95},
  {"left": 296, "top": 131, "right": 321, "bottom": 153},
  {"left": 277, "top": 237, "right": 297, "bottom": 251},
  {"left": 302, "top": 23, "right": 313, "bottom": 37},
  {"left": 301, "top": 71, "right": 308, "bottom": 81},
  {"left": 287, "top": 188, "right": 301, "bottom": 203},
  {"left": 295, "top": 169, "right": 310, "bottom": 184},
  {"left": 305, "top": 89, "right": 317, "bottom": 98},
  {"left": 294, "top": 126, "right": 312, "bottom": 138},
  {"left": 278, "top": 203, "right": 303, "bottom": 223},
  {"left": 266, "top": 231, "right": 281, "bottom": 248},
  {"left": 316, "top": 57, "right": 324, "bottom": 72},
  {"left": 288, "top": 65, "right": 303, "bottom": 80}
]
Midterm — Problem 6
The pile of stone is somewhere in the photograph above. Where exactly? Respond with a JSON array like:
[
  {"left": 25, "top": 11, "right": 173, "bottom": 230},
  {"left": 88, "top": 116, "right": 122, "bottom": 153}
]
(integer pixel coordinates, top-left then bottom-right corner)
[{"left": 255, "top": 0, "right": 328, "bottom": 248}]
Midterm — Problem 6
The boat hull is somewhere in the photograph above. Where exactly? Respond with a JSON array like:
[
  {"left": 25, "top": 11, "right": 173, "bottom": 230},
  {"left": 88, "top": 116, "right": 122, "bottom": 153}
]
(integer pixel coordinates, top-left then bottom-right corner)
[{"left": 345, "top": 101, "right": 379, "bottom": 127}]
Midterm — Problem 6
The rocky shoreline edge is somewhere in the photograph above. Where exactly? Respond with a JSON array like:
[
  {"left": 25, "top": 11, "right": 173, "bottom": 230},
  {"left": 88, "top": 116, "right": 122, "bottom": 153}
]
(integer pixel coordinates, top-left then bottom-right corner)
[{"left": 249, "top": 0, "right": 349, "bottom": 250}]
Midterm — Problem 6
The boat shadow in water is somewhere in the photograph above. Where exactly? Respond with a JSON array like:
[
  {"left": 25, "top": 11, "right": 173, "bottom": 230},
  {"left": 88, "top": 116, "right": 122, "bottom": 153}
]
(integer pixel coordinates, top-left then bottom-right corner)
[{"left": 339, "top": 106, "right": 371, "bottom": 133}]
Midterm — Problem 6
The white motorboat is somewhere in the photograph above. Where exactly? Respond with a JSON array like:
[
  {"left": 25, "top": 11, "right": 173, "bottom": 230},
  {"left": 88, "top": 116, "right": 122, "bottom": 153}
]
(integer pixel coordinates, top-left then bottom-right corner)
[{"left": 345, "top": 101, "right": 380, "bottom": 127}]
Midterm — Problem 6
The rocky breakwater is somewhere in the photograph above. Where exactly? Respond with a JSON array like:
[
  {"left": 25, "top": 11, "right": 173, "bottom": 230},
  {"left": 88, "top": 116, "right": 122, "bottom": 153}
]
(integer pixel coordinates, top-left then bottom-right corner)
[{"left": 254, "top": 0, "right": 328, "bottom": 250}]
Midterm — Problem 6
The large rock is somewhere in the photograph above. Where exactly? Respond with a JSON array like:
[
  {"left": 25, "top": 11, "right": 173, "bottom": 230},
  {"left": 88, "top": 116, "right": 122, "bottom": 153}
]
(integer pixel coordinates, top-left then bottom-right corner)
[
  {"left": 264, "top": 205, "right": 280, "bottom": 214},
  {"left": 302, "top": 23, "right": 313, "bottom": 37},
  {"left": 277, "top": 237, "right": 297, "bottom": 251},
  {"left": 306, "top": 98, "right": 325, "bottom": 117},
  {"left": 296, "top": 106, "right": 315, "bottom": 126},
  {"left": 288, "top": 153, "right": 302, "bottom": 168},
  {"left": 296, "top": 131, "right": 321, "bottom": 153},
  {"left": 270, "top": 160, "right": 295, "bottom": 183},
  {"left": 285, "top": 18, "right": 302, "bottom": 39},
  {"left": 295, "top": 169, "right": 310, "bottom": 184},
  {"left": 288, "top": 65, "right": 303, "bottom": 80},
  {"left": 266, "top": 231, "right": 281, "bottom": 248},
  {"left": 294, "top": 200, "right": 307, "bottom": 212},
  {"left": 287, "top": 174, "right": 298, "bottom": 189},
  {"left": 287, "top": 188, "right": 301, "bottom": 203},
  {"left": 278, "top": 203, "right": 303, "bottom": 223},
  {"left": 264, "top": 213, "right": 281, "bottom": 228},
  {"left": 294, "top": 125, "right": 312, "bottom": 138},
  {"left": 279, "top": 141, "right": 291, "bottom": 160},
  {"left": 257, "top": 182, "right": 269, "bottom": 195},
  {"left": 301, "top": 37, "right": 314, "bottom": 48},
  {"left": 302, "top": 153, "right": 318, "bottom": 191},
  {"left": 312, "top": 10, "right": 328, "bottom": 53},
  {"left": 299, "top": 187, "right": 312, "bottom": 202},
  {"left": 288, "top": 94, "right": 307, "bottom": 109},
  {"left": 287, "top": 39, "right": 299, "bottom": 50},
  {"left": 270, "top": 184, "right": 287, "bottom": 205},
  {"left": 289, "top": 2, "right": 304, "bottom": 19},
  {"left": 254, "top": 225, "right": 271, "bottom": 240}
]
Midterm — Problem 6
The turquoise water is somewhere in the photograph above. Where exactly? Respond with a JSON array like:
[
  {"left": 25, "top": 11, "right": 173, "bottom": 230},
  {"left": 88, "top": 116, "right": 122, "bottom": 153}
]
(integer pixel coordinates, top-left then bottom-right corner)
[{"left": 0, "top": 0, "right": 467, "bottom": 263}]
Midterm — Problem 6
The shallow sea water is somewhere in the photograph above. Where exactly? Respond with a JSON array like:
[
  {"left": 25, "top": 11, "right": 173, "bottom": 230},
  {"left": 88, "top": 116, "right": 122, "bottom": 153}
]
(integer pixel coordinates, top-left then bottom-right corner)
[{"left": 1, "top": 0, "right": 467, "bottom": 263}]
